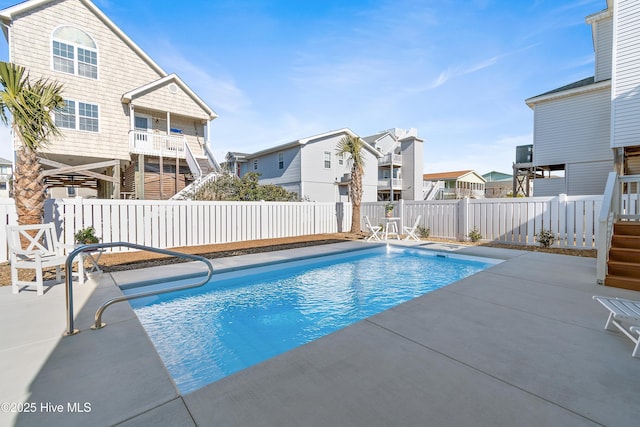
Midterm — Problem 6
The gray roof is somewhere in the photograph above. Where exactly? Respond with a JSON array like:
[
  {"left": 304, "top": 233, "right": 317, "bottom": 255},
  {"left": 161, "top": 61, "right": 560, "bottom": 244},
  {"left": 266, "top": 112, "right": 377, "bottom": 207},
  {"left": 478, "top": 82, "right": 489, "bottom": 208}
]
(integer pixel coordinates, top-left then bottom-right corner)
[
  {"left": 531, "top": 76, "right": 595, "bottom": 98},
  {"left": 0, "top": 157, "right": 11, "bottom": 165}
]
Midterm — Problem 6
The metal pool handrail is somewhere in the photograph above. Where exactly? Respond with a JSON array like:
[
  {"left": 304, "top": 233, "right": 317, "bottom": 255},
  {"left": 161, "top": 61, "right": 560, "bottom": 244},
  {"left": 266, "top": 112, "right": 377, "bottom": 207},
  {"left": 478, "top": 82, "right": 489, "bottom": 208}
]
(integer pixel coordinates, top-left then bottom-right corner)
[{"left": 64, "top": 242, "right": 214, "bottom": 336}]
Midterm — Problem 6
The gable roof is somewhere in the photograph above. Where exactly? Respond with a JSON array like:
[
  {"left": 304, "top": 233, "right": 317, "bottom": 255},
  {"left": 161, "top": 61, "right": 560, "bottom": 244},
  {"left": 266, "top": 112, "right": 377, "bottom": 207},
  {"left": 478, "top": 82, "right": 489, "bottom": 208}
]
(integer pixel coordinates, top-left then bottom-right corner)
[
  {"left": 122, "top": 74, "right": 218, "bottom": 120},
  {"left": 423, "top": 170, "right": 486, "bottom": 182},
  {"left": 525, "top": 77, "right": 611, "bottom": 108},
  {"left": 0, "top": 0, "right": 166, "bottom": 77},
  {"left": 246, "top": 128, "right": 381, "bottom": 159},
  {"left": 482, "top": 171, "right": 512, "bottom": 182}
]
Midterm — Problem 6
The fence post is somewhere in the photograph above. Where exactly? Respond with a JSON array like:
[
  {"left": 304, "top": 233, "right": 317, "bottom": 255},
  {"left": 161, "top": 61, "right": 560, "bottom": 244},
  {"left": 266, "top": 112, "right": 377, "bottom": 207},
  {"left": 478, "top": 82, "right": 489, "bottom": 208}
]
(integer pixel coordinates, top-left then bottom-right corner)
[
  {"left": 457, "top": 197, "right": 469, "bottom": 241},
  {"left": 399, "top": 199, "right": 405, "bottom": 231},
  {"left": 557, "top": 193, "right": 567, "bottom": 246}
]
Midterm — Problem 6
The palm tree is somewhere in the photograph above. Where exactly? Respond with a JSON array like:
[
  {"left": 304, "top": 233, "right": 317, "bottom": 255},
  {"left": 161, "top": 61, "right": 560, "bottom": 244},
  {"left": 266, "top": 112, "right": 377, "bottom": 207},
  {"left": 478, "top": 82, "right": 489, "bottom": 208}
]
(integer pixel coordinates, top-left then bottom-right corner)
[
  {"left": 336, "top": 134, "right": 366, "bottom": 233},
  {"left": 0, "top": 62, "right": 64, "bottom": 225}
]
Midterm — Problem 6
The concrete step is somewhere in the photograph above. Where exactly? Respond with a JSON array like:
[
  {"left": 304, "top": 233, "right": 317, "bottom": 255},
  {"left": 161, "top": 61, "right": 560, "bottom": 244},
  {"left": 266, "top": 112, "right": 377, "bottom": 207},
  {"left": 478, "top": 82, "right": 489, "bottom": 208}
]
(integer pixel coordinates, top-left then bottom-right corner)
[
  {"left": 605, "top": 274, "right": 640, "bottom": 291},
  {"left": 614, "top": 221, "right": 640, "bottom": 236},
  {"left": 611, "top": 235, "right": 640, "bottom": 250}
]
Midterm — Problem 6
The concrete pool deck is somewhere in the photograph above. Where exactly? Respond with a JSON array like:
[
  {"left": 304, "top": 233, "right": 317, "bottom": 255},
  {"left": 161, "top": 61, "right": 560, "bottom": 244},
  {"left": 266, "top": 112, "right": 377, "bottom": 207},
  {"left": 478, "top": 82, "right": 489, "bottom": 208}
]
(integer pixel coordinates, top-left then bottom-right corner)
[{"left": 1, "top": 241, "right": 639, "bottom": 426}]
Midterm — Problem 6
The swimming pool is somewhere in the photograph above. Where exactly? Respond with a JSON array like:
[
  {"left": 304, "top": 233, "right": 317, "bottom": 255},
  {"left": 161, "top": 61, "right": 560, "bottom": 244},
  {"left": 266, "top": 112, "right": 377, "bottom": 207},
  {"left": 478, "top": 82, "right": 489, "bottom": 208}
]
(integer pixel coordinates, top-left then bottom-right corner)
[{"left": 126, "top": 246, "right": 499, "bottom": 394}]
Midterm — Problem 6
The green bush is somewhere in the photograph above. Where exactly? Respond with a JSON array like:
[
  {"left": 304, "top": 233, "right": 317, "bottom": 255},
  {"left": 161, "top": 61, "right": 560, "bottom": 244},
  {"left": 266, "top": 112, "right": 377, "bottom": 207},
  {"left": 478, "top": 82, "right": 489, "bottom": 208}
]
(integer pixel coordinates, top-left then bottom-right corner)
[
  {"left": 536, "top": 229, "right": 556, "bottom": 248},
  {"left": 74, "top": 226, "right": 99, "bottom": 244},
  {"left": 467, "top": 227, "right": 482, "bottom": 242},
  {"left": 417, "top": 225, "right": 430, "bottom": 238}
]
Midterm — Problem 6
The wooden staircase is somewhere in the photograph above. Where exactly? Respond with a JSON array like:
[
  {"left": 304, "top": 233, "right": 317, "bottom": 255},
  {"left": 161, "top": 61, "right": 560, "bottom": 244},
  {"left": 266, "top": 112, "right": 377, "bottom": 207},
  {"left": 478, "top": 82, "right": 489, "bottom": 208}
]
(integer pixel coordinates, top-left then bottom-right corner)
[{"left": 607, "top": 221, "right": 640, "bottom": 290}]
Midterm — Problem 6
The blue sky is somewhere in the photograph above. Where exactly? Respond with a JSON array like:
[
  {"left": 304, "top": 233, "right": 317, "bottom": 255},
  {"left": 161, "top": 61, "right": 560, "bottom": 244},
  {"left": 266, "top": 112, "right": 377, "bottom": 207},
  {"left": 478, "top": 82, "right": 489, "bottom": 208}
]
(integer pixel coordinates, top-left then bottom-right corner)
[{"left": 0, "top": 0, "right": 605, "bottom": 175}]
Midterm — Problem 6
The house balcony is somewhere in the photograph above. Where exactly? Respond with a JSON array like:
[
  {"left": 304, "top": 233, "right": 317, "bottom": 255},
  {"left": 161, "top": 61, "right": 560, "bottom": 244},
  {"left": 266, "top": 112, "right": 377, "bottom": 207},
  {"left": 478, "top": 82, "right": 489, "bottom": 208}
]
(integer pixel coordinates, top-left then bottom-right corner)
[
  {"left": 378, "top": 153, "right": 402, "bottom": 167},
  {"left": 129, "top": 130, "right": 187, "bottom": 159},
  {"left": 377, "top": 178, "right": 403, "bottom": 190},
  {"left": 337, "top": 173, "right": 351, "bottom": 185}
]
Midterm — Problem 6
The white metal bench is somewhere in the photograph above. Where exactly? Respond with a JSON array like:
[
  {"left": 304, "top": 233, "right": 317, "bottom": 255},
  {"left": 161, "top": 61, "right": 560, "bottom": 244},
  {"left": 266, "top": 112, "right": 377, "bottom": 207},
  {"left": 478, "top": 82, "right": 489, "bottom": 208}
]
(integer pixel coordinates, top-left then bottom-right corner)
[
  {"left": 6, "top": 223, "right": 83, "bottom": 295},
  {"left": 593, "top": 295, "right": 640, "bottom": 358}
]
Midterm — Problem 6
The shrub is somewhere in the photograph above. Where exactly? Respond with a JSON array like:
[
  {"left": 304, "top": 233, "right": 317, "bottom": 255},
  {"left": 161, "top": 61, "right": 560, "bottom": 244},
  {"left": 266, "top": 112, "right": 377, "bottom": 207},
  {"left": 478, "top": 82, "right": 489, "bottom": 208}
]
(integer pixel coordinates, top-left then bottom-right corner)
[
  {"left": 536, "top": 229, "right": 556, "bottom": 248},
  {"left": 74, "top": 226, "right": 99, "bottom": 244},
  {"left": 417, "top": 225, "right": 430, "bottom": 238},
  {"left": 467, "top": 227, "right": 482, "bottom": 242}
]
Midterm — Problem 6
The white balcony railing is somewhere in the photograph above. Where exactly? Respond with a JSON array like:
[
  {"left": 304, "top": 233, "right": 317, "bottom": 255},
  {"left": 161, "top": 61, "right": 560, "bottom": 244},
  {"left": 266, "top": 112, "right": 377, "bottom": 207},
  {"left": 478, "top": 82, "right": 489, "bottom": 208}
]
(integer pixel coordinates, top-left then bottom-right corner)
[
  {"left": 378, "top": 153, "right": 402, "bottom": 166},
  {"left": 377, "top": 178, "right": 403, "bottom": 190},
  {"left": 129, "top": 130, "right": 186, "bottom": 158}
]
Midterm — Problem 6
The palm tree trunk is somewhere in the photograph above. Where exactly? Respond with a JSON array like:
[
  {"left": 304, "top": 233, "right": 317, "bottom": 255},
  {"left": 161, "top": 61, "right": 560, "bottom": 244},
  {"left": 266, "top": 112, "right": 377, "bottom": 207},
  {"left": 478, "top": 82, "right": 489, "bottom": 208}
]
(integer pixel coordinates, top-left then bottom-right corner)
[
  {"left": 350, "top": 167, "right": 362, "bottom": 233},
  {"left": 14, "top": 147, "right": 46, "bottom": 225}
]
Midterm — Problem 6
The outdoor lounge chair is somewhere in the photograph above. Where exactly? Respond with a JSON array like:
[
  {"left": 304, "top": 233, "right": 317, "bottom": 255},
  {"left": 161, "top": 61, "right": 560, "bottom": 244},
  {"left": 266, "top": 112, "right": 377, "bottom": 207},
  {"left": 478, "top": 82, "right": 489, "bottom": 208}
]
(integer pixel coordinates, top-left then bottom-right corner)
[
  {"left": 7, "top": 223, "right": 83, "bottom": 295},
  {"left": 593, "top": 295, "right": 640, "bottom": 358},
  {"left": 363, "top": 216, "right": 382, "bottom": 241},
  {"left": 403, "top": 215, "right": 422, "bottom": 241}
]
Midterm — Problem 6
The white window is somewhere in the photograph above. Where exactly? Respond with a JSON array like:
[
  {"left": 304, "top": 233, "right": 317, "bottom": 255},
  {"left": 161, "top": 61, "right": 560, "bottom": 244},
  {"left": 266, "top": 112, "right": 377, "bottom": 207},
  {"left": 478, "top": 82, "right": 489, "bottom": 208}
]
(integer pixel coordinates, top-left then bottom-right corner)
[
  {"left": 278, "top": 153, "right": 284, "bottom": 170},
  {"left": 253, "top": 160, "right": 258, "bottom": 170},
  {"left": 324, "top": 152, "right": 331, "bottom": 169},
  {"left": 337, "top": 153, "right": 344, "bottom": 165},
  {"left": 52, "top": 26, "right": 98, "bottom": 79},
  {"left": 56, "top": 99, "right": 99, "bottom": 132}
]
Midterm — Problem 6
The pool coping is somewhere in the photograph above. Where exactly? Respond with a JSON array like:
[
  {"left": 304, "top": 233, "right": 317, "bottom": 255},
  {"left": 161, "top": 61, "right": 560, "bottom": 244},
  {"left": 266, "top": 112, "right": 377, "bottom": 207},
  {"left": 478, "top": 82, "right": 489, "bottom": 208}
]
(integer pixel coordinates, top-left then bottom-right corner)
[{"left": 3, "top": 240, "right": 640, "bottom": 426}]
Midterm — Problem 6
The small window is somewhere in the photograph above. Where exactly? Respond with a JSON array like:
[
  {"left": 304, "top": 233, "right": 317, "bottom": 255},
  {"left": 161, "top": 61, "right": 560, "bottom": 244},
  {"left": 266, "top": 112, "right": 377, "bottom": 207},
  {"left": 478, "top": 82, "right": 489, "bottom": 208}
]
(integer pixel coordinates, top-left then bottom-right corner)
[
  {"left": 0, "top": 182, "right": 6, "bottom": 190},
  {"left": 278, "top": 153, "right": 284, "bottom": 170},
  {"left": 324, "top": 152, "right": 331, "bottom": 169},
  {"left": 337, "top": 153, "right": 344, "bottom": 166},
  {"left": 253, "top": 160, "right": 258, "bottom": 170},
  {"left": 56, "top": 99, "right": 99, "bottom": 132}
]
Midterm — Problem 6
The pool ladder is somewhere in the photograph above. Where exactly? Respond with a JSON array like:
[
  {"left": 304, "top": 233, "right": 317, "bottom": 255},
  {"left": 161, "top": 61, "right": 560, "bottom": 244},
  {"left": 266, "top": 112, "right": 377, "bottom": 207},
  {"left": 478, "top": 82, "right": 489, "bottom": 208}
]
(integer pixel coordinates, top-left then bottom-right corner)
[{"left": 63, "top": 242, "right": 214, "bottom": 336}]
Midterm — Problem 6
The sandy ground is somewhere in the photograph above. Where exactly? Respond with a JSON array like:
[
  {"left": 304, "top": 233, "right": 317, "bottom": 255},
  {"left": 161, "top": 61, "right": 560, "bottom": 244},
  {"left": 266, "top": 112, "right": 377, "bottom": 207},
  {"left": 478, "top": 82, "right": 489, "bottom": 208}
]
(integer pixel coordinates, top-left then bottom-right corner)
[{"left": 0, "top": 233, "right": 596, "bottom": 286}]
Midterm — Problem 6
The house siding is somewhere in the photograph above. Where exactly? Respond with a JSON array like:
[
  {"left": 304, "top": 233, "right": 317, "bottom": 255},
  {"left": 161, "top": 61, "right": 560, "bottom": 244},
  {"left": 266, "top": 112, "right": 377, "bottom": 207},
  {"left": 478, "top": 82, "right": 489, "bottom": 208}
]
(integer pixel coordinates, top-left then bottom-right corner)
[
  {"left": 594, "top": 16, "right": 613, "bottom": 82},
  {"left": 131, "top": 83, "right": 210, "bottom": 121},
  {"left": 533, "top": 87, "right": 611, "bottom": 166},
  {"left": 566, "top": 160, "right": 612, "bottom": 195},
  {"left": 8, "top": 0, "right": 165, "bottom": 161},
  {"left": 611, "top": 0, "right": 640, "bottom": 149},
  {"left": 533, "top": 178, "right": 566, "bottom": 197},
  {"left": 400, "top": 137, "right": 424, "bottom": 200}
]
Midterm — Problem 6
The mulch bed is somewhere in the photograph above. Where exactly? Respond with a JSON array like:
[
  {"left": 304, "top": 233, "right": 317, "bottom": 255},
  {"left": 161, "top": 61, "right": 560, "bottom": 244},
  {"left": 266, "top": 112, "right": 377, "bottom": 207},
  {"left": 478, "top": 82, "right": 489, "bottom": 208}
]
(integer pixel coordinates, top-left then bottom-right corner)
[{"left": 0, "top": 233, "right": 596, "bottom": 286}]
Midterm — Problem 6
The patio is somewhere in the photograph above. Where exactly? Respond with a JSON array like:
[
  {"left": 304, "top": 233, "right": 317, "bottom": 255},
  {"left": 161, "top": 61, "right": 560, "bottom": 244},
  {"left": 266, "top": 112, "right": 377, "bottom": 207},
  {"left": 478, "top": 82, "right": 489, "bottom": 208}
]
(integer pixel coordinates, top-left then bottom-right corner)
[{"left": 1, "top": 241, "right": 639, "bottom": 426}]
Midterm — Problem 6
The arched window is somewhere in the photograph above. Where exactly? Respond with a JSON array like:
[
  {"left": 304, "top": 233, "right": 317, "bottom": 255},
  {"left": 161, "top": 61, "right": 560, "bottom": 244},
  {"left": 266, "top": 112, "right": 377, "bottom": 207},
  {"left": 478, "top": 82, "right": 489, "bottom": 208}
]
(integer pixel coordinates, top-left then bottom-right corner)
[{"left": 52, "top": 26, "right": 98, "bottom": 79}]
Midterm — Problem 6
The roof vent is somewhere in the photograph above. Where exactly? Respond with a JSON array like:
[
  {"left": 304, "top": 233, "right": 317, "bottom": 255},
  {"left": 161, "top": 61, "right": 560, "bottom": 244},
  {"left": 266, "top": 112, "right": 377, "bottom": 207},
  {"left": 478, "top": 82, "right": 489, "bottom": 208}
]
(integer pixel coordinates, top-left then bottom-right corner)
[{"left": 168, "top": 83, "right": 178, "bottom": 94}]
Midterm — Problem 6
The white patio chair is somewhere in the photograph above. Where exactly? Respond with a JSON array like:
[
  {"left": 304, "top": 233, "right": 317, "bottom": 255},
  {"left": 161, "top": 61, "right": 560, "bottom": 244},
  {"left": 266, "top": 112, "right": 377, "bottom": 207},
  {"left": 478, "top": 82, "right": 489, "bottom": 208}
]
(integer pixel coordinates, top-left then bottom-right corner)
[
  {"left": 403, "top": 215, "right": 422, "bottom": 241},
  {"left": 593, "top": 295, "right": 640, "bottom": 358},
  {"left": 6, "top": 223, "right": 83, "bottom": 295},
  {"left": 363, "top": 216, "right": 382, "bottom": 241}
]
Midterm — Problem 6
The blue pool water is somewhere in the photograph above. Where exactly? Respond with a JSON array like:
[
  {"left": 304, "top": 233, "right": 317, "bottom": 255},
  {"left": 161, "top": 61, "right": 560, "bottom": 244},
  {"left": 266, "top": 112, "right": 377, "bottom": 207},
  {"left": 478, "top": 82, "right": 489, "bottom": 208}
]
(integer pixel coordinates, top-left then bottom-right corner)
[{"left": 127, "top": 246, "right": 498, "bottom": 394}]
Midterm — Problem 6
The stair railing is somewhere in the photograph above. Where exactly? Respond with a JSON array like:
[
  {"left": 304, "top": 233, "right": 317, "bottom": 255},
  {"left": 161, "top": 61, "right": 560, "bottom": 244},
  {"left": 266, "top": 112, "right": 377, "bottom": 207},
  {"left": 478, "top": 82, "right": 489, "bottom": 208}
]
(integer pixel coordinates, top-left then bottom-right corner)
[{"left": 596, "top": 173, "right": 640, "bottom": 284}]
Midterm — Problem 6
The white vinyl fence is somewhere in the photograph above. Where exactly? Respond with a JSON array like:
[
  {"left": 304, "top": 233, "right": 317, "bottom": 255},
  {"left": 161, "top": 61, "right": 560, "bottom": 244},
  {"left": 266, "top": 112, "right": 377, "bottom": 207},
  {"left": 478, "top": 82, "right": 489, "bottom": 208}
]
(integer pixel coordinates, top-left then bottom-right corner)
[
  {"left": 0, "top": 198, "right": 351, "bottom": 263},
  {"left": 0, "top": 194, "right": 602, "bottom": 264},
  {"left": 363, "top": 194, "right": 603, "bottom": 248}
]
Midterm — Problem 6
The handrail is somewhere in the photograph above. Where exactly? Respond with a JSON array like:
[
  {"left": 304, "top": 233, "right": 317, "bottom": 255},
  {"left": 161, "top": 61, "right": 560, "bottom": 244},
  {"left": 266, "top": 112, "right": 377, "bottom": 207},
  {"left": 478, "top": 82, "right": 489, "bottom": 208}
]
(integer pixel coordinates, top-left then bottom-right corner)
[
  {"left": 596, "top": 172, "right": 619, "bottom": 284},
  {"left": 64, "top": 242, "right": 214, "bottom": 336}
]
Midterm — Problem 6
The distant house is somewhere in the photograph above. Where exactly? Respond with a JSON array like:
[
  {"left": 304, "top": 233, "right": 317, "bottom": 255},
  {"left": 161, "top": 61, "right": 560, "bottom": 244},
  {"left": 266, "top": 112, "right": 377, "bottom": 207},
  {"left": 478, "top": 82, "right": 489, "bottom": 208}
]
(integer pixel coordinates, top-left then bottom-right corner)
[
  {"left": 482, "top": 171, "right": 513, "bottom": 198},
  {"left": 0, "top": 157, "right": 12, "bottom": 198},
  {"left": 423, "top": 170, "right": 486, "bottom": 200},
  {"left": 523, "top": 0, "right": 640, "bottom": 196},
  {"left": 225, "top": 129, "right": 380, "bottom": 203},
  {"left": 224, "top": 128, "right": 424, "bottom": 203},
  {"left": 362, "top": 128, "right": 424, "bottom": 201},
  {"left": 0, "top": 0, "right": 220, "bottom": 200}
]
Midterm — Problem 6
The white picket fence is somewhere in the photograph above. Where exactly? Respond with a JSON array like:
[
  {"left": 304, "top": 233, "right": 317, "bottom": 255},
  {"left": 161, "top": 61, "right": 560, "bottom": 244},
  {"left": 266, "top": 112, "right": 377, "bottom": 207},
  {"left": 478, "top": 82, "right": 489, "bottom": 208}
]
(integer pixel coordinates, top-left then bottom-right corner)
[
  {"left": 362, "top": 194, "right": 603, "bottom": 248},
  {"left": 0, "top": 194, "right": 602, "bottom": 264}
]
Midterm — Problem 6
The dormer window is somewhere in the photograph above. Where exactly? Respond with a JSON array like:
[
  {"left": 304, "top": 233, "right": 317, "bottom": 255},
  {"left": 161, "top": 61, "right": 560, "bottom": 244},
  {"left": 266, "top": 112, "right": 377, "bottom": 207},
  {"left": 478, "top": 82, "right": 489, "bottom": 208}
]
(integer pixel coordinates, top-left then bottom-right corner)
[{"left": 52, "top": 26, "right": 98, "bottom": 79}]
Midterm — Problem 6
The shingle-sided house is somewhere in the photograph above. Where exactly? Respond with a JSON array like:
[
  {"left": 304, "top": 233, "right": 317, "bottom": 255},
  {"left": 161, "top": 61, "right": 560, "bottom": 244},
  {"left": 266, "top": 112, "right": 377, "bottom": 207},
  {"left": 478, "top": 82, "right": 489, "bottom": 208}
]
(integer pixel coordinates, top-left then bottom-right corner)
[
  {"left": 423, "top": 170, "right": 486, "bottom": 200},
  {"left": 524, "top": 0, "right": 640, "bottom": 196},
  {"left": 225, "top": 129, "right": 381, "bottom": 203},
  {"left": 0, "top": 0, "right": 220, "bottom": 200}
]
